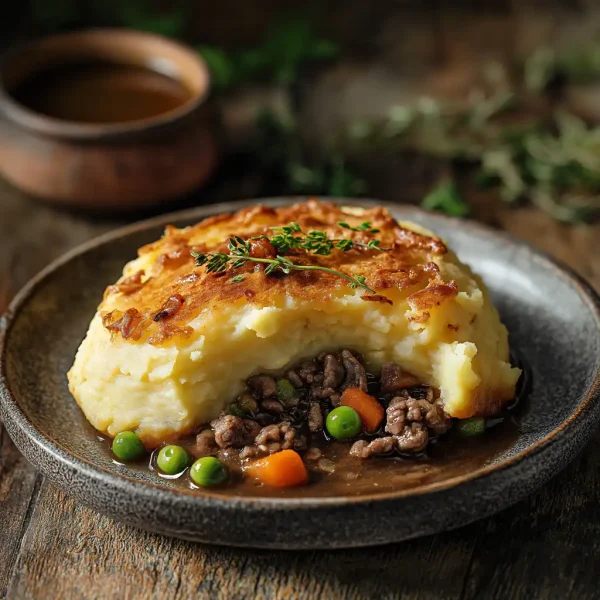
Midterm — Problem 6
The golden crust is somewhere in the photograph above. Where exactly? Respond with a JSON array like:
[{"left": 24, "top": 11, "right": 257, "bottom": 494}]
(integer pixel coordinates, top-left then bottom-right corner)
[{"left": 100, "top": 200, "right": 453, "bottom": 345}]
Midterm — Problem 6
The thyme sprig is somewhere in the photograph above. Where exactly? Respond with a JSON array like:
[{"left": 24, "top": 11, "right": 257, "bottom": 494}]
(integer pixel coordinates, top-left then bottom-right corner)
[
  {"left": 265, "top": 221, "right": 388, "bottom": 255},
  {"left": 191, "top": 223, "right": 384, "bottom": 293}
]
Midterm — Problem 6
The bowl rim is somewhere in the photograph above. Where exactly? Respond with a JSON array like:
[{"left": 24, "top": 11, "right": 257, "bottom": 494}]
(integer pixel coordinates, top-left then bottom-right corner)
[
  {"left": 0, "top": 28, "right": 210, "bottom": 140},
  {"left": 1, "top": 197, "right": 599, "bottom": 513}
]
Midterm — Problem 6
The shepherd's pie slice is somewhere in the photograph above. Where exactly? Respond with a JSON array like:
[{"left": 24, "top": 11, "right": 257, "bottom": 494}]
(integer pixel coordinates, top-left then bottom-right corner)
[{"left": 68, "top": 200, "right": 521, "bottom": 446}]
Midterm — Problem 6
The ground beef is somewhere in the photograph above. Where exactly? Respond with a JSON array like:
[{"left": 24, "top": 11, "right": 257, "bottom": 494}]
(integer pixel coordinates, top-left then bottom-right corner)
[
  {"left": 419, "top": 400, "right": 452, "bottom": 435},
  {"left": 287, "top": 369, "right": 304, "bottom": 388},
  {"left": 386, "top": 396, "right": 451, "bottom": 437},
  {"left": 396, "top": 422, "right": 429, "bottom": 453},
  {"left": 247, "top": 375, "right": 277, "bottom": 398},
  {"left": 321, "top": 354, "right": 344, "bottom": 389},
  {"left": 195, "top": 429, "right": 218, "bottom": 456},
  {"left": 341, "top": 349, "right": 368, "bottom": 392},
  {"left": 386, "top": 397, "right": 410, "bottom": 435},
  {"left": 347, "top": 396, "right": 452, "bottom": 459},
  {"left": 260, "top": 399, "right": 284, "bottom": 415},
  {"left": 239, "top": 445, "right": 262, "bottom": 460},
  {"left": 211, "top": 415, "right": 261, "bottom": 449},
  {"left": 254, "top": 422, "right": 299, "bottom": 454},
  {"left": 380, "top": 363, "right": 421, "bottom": 394},
  {"left": 308, "top": 402, "right": 324, "bottom": 432},
  {"left": 297, "top": 361, "right": 319, "bottom": 384},
  {"left": 350, "top": 436, "right": 397, "bottom": 458},
  {"left": 309, "top": 386, "right": 337, "bottom": 400}
]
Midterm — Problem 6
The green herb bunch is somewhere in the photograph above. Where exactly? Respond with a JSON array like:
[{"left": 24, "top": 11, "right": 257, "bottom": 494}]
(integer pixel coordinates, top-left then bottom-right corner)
[
  {"left": 350, "top": 84, "right": 600, "bottom": 223},
  {"left": 198, "top": 17, "right": 339, "bottom": 92},
  {"left": 255, "top": 111, "right": 367, "bottom": 198}
]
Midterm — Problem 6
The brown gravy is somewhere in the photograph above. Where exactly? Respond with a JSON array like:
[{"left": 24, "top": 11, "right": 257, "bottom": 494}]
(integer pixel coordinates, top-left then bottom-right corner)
[
  {"left": 98, "top": 415, "right": 522, "bottom": 499},
  {"left": 10, "top": 62, "right": 192, "bottom": 123}
]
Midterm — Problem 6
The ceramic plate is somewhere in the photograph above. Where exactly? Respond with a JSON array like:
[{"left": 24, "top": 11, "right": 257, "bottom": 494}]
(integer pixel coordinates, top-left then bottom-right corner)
[{"left": 1, "top": 198, "right": 599, "bottom": 549}]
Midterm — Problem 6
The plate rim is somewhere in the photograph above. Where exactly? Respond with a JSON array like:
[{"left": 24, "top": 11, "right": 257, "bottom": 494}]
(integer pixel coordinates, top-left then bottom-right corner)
[{"left": 1, "top": 196, "right": 599, "bottom": 514}]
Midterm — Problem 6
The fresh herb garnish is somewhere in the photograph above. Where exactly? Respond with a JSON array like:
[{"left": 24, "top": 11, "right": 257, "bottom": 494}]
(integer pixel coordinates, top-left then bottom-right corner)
[
  {"left": 230, "top": 275, "right": 245, "bottom": 284},
  {"left": 338, "top": 221, "right": 380, "bottom": 233},
  {"left": 191, "top": 224, "right": 383, "bottom": 294},
  {"left": 266, "top": 221, "right": 388, "bottom": 255},
  {"left": 194, "top": 249, "right": 377, "bottom": 293}
]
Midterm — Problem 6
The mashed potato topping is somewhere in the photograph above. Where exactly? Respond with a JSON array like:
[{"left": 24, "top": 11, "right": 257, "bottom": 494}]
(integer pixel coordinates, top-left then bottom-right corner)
[{"left": 68, "top": 200, "right": 521, "bottom": 446}]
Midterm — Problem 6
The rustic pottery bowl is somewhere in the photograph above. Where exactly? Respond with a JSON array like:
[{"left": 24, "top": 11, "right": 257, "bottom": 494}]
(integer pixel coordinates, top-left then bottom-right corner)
[
  {"left": 0, "top": 29, "right": 217, "bottom": 211},
  {"left": 1, "top": 198, "right": 599, "bottom": 549}
]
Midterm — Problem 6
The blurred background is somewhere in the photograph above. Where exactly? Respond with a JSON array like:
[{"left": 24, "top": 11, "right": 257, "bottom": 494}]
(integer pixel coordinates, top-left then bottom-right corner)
[{"left": 1, "top": 0, "right": 600, "bottom": 225}]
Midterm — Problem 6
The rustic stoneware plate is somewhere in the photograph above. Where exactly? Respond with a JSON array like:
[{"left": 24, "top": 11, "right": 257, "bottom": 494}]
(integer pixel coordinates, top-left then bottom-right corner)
[{"left": 1, "top": 198, "right": 599, "bottom": 549}]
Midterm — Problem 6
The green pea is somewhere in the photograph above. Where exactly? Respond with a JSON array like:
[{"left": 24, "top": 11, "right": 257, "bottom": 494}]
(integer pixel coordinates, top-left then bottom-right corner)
[
  {"left": 456, "top": 417, "right": 486, "bottom": 436},
  {"left": 276, "top": 379, "right": 296, "bottom": 405},
  {"left": 157, "top": 445, "right": 189, "bottom": 475},
  {"left": 229, "top": 403, "right": 247, "bottom": 417},
  {"left": 325, "top": 406, "right": 362, "bottom": 440},
  {"left": 190, "top": 456, "right": 228, "bottom": 487},
  {"left": 112, "top": 431, "right": 145, "bottom": 461}
]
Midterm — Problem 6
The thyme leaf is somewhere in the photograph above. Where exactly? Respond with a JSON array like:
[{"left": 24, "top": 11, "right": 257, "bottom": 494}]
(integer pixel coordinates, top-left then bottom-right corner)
[{"left": 337, "top": 221, "right": 380, "bottom": 233}]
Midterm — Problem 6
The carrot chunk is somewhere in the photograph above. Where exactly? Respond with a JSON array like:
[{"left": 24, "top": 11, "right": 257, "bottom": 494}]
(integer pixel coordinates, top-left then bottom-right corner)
[
  {"left": 245, "top": 449, "right": 309, "bottom": 487},
  {"left": 340, "top": 387, "right": 385, "bottom": 433}
]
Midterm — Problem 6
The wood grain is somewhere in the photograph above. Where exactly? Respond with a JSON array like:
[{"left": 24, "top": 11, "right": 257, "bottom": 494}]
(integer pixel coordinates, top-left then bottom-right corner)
[
  {"left": 0, "top": 425, "right": 41, "bottom": 597},
  {"left": 6, "top": 482, "right": 478, "bottom": 600}
]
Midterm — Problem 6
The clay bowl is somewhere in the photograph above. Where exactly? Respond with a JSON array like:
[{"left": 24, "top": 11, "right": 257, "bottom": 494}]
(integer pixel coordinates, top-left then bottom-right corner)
[
  {"left": 1, "top": 198, "right": 599, "bottom": 549},
  {"left": 0, "top": 29, "right": 218, "bottom": 211}
]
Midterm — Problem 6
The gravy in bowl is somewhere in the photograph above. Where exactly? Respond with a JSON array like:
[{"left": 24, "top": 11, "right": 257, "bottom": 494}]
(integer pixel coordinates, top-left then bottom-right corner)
[{"left": 10, "top": 61, "right": 192, "bottom": 123}]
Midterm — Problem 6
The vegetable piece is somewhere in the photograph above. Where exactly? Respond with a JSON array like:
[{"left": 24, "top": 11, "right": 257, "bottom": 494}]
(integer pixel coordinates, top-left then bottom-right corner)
[
  {"left": 340, "top": 388, "right": 384, "bottom": 433},
  {"left": 157, "top": 445, "right": 189, "bottom": 475},
  {"left": 456, "top": 417, "right": 486, "bottom": 436},
  {"left": 276, "top": 379, "right": 296, "bottom": 405},
  {"left": 245, "top": 449, "right": 308, "bottom": 487},
  {"left": 112, "top": 431, "right": 145, "bottom": 461},
  {"left": 190, "top": 457, "right": 228, "bottom": 487},
  {"left": 325, "top": 406, "right": 362, "bottom": 440},
  {"left": 229, "top": 403, "right": 247, "bottom": 417}
]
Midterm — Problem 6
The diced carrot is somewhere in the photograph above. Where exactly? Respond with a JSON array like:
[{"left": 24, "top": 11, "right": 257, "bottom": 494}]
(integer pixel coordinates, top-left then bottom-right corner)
[
  {"left": 245, "top": 449, "right": 309, "bottom": 487},
  {"left": 340, "top": 387, "right": 385, "bottom": 433}
]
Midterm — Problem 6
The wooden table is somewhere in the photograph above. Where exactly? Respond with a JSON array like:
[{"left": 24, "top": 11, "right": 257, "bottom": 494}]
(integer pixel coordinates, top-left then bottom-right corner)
[{"left": 0, "top": 176, "right": 599, "bottom": 600}]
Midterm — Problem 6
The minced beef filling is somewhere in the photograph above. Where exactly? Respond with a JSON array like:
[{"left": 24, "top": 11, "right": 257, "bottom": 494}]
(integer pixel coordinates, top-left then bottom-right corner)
[{"left": 195, "top": 350, "right": 452, "bottom": 462}]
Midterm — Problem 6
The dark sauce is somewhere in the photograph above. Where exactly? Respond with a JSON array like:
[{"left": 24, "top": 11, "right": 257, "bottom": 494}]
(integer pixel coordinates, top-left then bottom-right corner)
[
  {"left": 10, "top": 62, "right": 192, "bottom": 123},
  {"left": 98, "top": 353, "right": 530, "bottom": 499}
]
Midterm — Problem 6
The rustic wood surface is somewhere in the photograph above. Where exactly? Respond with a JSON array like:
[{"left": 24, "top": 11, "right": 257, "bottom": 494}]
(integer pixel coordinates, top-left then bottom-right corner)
[{"left": 0, "top": 169, "right": 598, "bottom": 600}]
